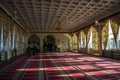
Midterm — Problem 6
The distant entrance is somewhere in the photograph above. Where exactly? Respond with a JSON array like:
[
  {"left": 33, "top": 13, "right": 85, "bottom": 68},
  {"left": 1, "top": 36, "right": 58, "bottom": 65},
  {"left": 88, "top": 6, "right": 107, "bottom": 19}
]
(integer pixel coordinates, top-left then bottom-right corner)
[
  {"left": 27, "top": 34, "right": 40, "bottom": 52},
  {"left": 43, "top": 35, "right": 56, "bottom": 52},
  {"left": 28, "top": 34, "right": 40, "bottom": 46}
]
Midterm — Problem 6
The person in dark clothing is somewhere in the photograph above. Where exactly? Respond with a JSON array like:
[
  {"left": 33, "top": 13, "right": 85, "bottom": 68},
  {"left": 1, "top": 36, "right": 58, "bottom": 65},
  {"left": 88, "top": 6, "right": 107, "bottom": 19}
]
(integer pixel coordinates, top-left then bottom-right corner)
[
  {"left": 26, "top": 46, "right": 33, "bottom": 56},
  {"left": 32, "top": 45, "right": 38, "bottom": 55},
  {"left": 54, "top": 46, "right": 57, "bottom": 52}
]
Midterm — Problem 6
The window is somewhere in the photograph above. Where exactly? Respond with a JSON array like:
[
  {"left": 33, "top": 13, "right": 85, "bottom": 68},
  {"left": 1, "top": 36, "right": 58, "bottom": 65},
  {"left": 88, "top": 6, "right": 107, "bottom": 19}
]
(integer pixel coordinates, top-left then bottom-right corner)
[
  {"left": 0, "top": 25, "right": 4, "bottom": 51},
  {"left": 80, "top": 34, "right": 87, "bottom": 48},
  {"left": 117, "top": 26, "right": 120, "bottom": 50},
  {"left": 16, "top": 33, "right": 19, "bottom": 50},
  {"left": 88, "top": 29, "right": 92, "bottom": 49},
  {"left": 0, "top": 29, "right": 1, "bottom": 51},
  {"left": 106, "top": 20, "right": 117, "bottom": 50},
  {"left": 61, "top": 36, "right": 71, "bottom": 51},
  {"left": 66, "top": 38, "right": 70, "bottom": 49},
  {"left": 80, "top": 34, "right": 83, "bottom": 48},
  {"left": 83, "top": 35, "right": 86, "bottom": 48},
  {"left": 78, "top": 35, "right": 81, "bottom": 50},
  {"left": 4, "top": 37, "right": 9, "bottom": 51},
  {"left": 11, "top": 27, "right": 15, "bottom": 49},
  {"left": 22, "top": 36, "right": 25, "bottom": 47},
  {"left": 8, "top": 31, "right": 11, "bottom": 50}
]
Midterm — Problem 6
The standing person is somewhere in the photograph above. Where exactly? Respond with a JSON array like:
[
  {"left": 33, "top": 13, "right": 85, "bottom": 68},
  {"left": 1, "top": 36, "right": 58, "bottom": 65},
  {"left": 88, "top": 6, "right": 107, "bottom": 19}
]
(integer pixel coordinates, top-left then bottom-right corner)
[
  {"left": 32, "top": 45, "right": 38, "bottom": 55},
  {"left": 26, "top": 46, "right": 32, "bottom": 56},
  {"left": 29, "top": 42, "right": 34, "bottom": 56}
]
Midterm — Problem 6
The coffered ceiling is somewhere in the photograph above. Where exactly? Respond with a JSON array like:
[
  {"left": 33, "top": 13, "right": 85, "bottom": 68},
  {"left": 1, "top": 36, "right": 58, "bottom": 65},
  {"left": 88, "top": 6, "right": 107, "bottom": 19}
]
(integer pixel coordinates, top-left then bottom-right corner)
[{"left": 0, "top": 0, "right": 120, "bottom": 32}]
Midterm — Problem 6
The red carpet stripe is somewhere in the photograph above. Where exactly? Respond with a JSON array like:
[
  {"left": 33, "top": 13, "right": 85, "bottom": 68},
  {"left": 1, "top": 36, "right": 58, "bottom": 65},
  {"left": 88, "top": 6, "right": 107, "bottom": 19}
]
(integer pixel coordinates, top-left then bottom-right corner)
[
  {"left": 17, "top": 55, "right": 40, "bottom": 80},
  {"left": 43, "top": 53, "right": 69, "bottom": 80},
  {"left": 38, "top": 53, "right": 45, "bottom": 80},
  {"left": 0, "top": 55, "right": 31, "bottom": 80}
]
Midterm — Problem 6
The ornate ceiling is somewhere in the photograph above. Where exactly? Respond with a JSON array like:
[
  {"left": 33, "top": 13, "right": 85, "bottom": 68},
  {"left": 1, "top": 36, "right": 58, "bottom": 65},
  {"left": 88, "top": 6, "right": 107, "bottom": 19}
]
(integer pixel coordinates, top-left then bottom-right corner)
[{"left": 0, "top": 0, "right": 120, "bottom": 32}]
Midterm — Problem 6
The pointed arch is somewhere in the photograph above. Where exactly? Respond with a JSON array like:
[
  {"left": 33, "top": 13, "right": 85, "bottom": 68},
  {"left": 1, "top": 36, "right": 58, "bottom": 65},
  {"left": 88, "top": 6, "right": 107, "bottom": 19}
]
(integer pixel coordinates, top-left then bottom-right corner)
[
  {"left": 106, "top": 20, "right": 117, "bottom": 50},
  {"left": 61, "top": 34, "right": 71, "bottom": 51},
  {"left": 110, "top": 19, "right": 119, "bottom": 50},
  {"left": 43, "top": 35, "right": 55, "bottom": 52},
  {"left": 28, "top": 34, "right": 40, "bottom": 44},
  {"left": 102, "top": 20, "right": 109, "bottom": 50},
  {"left": 110, "top": 19, "right": 119, "bottom": 42}
]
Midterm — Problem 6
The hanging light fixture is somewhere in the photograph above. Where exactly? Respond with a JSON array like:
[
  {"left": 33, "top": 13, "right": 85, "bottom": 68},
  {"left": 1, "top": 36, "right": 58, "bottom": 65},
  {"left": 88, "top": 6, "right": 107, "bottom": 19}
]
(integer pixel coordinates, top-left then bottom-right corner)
[
  {"left": 95, "top": 20, "right": 99, "bottom": 25},
  {"left": 55, "top": 20, "right": 62, "bottom": 32}
]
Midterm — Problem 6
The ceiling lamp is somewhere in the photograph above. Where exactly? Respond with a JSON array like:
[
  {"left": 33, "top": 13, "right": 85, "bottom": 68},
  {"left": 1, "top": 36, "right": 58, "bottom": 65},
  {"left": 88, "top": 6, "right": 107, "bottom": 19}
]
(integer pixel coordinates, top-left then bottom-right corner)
[
  {"left": 95, "top": 20, "right": 99, "bottom": 25},
  {"left": 55, "top": 20, "right": 62, "bottom": 31}
]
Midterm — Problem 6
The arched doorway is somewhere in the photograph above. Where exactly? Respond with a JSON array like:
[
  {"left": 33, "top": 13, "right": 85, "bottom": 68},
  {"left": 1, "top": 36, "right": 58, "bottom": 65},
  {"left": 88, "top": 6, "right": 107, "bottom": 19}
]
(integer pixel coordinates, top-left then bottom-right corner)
[
  {"left": 28, "top": 34, "right": 40, "bottom": 51},
  {"left": 43, "top": 35, "right": 55, "bottom": 52}
]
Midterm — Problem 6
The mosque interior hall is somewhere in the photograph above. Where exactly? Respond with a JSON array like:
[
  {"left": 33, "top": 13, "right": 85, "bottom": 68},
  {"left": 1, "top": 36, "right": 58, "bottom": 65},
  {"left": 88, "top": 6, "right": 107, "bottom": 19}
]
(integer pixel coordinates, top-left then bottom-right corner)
[{"left": 0, "top": 0, "right": 120, "bottom": 80}]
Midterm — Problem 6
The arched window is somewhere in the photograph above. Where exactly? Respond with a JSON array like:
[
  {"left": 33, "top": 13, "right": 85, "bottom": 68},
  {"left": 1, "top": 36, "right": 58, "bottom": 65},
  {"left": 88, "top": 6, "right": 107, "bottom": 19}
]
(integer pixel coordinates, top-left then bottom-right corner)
[
  {"left": 61, "top": 36, "right": 70, "bottom": 51},
  {"left": 106, "top": 20, "right": 117, "bottom": 50},
  {"left": 65, "top": 37, "right": 70, "bottom": 49}
]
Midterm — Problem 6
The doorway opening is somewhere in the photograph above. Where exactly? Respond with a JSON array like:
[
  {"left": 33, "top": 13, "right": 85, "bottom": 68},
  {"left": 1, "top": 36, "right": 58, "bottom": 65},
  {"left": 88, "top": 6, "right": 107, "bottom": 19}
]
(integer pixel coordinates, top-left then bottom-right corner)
[
  {"left": 27, "top": 34, "right": 40, "bottom": 53},
  {"left": 44, "top": 35, "right": 56, "bottom": 52}
]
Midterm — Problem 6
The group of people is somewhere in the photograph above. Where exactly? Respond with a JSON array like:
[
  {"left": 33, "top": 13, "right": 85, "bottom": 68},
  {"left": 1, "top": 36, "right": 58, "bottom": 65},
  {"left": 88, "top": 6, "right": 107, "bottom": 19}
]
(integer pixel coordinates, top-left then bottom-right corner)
[
  {"left": 26, "top": 43, "right": 40, "bottom": 56},
  {"left": 44, "top": 45, "right": 61, "bottom": 52}
]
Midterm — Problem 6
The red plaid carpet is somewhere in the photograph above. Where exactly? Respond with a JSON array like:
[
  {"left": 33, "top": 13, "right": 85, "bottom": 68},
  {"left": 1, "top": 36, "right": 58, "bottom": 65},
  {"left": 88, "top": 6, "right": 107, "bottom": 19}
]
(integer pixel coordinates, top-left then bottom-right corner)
[{"left": 0, "top": 52, "right": 120, "bottom": 80}]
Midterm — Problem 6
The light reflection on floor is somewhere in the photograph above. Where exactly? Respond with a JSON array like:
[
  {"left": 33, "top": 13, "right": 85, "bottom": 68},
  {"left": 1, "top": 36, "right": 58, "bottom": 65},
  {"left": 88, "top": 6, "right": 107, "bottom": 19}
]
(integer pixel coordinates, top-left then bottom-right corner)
[{"left": 13, "top": 52, "right": 120, "bottom": 80}]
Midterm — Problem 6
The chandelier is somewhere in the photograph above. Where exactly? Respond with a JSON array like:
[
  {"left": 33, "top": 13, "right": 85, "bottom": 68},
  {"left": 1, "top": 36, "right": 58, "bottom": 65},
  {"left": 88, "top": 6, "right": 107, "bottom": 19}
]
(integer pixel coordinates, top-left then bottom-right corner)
[{"left": 55, "top": 20, "right": 62, "bottom": 32}]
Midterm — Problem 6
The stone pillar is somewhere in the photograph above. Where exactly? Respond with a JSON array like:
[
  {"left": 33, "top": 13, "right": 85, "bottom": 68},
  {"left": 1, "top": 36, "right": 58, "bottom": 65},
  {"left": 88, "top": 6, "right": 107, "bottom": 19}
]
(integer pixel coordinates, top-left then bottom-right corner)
[{"left": 98, "top": 24, "right": 102, "bottom": 56}]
